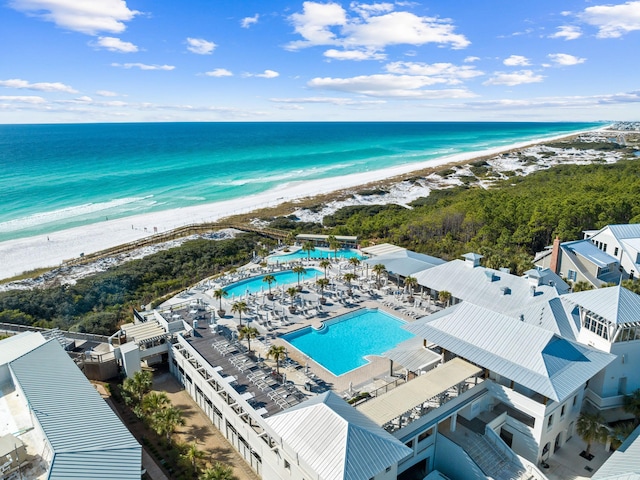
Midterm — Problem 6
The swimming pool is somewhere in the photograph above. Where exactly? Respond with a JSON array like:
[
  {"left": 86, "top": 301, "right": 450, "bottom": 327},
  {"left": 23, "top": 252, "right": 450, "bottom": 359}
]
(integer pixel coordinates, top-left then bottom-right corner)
[
  {"left": 282, "top": 309, "right": 414, "bottom": 376},
  {"left": 268, "top": 247, "right": 365, "bottom": 263},
  {"left": 223, "top": 268, "right": 322, "bottom": 297}
]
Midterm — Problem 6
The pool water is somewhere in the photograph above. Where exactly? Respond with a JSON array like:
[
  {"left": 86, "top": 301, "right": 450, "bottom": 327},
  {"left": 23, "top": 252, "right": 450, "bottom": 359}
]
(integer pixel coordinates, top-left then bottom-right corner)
[
  {"left": 223, "top": 268, "right": 322, "bottom": 297},
  {"left": 268, "top": 247, "right": 365, "bottom": 263},
  {"left": 282, "top": 309, "right": 414, "bottom": 376}
]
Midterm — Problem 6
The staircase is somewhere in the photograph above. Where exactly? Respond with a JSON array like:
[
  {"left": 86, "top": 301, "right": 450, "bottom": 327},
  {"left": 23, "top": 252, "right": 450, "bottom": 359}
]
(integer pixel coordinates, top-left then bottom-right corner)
[{"left": 463, "top": 431, "right": 532, "bottom": 480}]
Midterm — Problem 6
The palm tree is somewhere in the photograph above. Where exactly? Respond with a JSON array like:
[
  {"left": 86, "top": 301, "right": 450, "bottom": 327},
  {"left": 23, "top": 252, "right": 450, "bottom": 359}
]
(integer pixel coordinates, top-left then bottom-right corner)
[
  {"left": 200, "top": 462, "right": 237, "bottom": 480},
  {"left": 262, "top": 274, "right": 276, "bottom": 298},
  {"left": 213, "top": 289, "right": 229, "bottom": 316},
  {"left": 319, "top": 259, "right": 331, "bottom": 278},
  {"left": 372, "top": 263, "right": 387, "bottom": 289},
  {"left": 573, "top": 280, "right": 594, "bottom": 292},
  {"left": 349, "top": 257, "right": 361, "bottom": 272},
  {"left": 121, "top": 370, "right": 152, "bottom": 407},
  {"left": 342, "top": 272, "right": 358, "bottom": 295},
  {"left": 327, "top": 235, "right": 340, "bottom": 259},
  {"left": 404, "top": 276, "right": 419, "bottom": 301},
  {"left": 287, "top": 286, "right": 298, "bottom": 312},
  {"left": 316, "top": 277, "right": 330, "bottom": 303},
  {"left": 438, "top": 290, "right": 452, "bottom": 307},
  {"left": 623, "top": 388, "right": 640, "bottom": 425},
  {"left": 285, "top": 232, "right": 296, "bottom": 247},
  {"left": 140, "top": 391, "right": 170, "bottom": 420},
  {"left": 292, "top": 265, "right": 306, "bottom": 290},
  {"left": 151, "top": 405, "right": 185, "bottom": 443},
  {"left": 301, "top": 241, "right": 315, "bottom": 261},
  {"left": 238, "top": 325, "right": 258, "bottom": 353},
  {"left": 231, "top": 300, "right": 249, "bottom": 327},
  {"left": 184, "top": 442, "right": 207, "bottom": 475},
  {"left": 267, "top": 345, "right": 287, "bottom": 376},
  {"left": 607, "top": 421, "right": 636, "bottom": 450},
  {"left": 576, "top": 412, "right": 608, "bottom": 457}
]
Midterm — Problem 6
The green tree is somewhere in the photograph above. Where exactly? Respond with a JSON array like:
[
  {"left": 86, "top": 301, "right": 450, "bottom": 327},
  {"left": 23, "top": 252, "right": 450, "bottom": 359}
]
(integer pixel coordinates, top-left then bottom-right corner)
[
  {"left": 301, "top": 241, "right": 315, "bottom": 261},
  {"left": 572, "top": 281, "right": 594, "bottom": 292},
  {"left": 150, "top": 405, "right": 185, "bottom": 443},
  {"left": 292, "top": 265, "right": 306, "bottom": 290},
  {"left": 438, "top": 290, "right": 451, "bottom": 307},
  {"left": 576, "top": 412, "right": 608, "bottom": 457},
  {"left": 607, "top": 421, "right": 636, "bottom": 450},
  {"left": 287, "top": 286, "right": 298, "bottom": 311},
  {"left": 238, "top": 325, "right": 258, "bottom": 354},
  {"left": 231, "top": 300, "right": 249, "bottom": 327},
  {"left": 404, "top": 276, "right": 419, "bottom": 300},
  {"left": 267, "top": 345, "right": 287, "bottom": 376},
  {"left": 319, "top": 259, "right": 332, "bottom": 278},
  {"left": 140, "top": 391, "right": 170, "bottom": 420},
  {"left": 213, "top": 289, "right": 229, "bottom": 316},
  {"left": 327, "top": 235, "right": 340, "bottom": 259},
  {"left": 199, "top": 462, "right": 237, "bottom": 480},
  {"left": 348, "top": 257, "right": 361, "bottom": 272},
  {"left": 121, "top": 370, "right": 152, "bottom": 407},
  {"left": 372, "top": 263, "right": 387, "bottom": 288},
  {"left": 342, "top": 273, "right": 358, "bottom": 294},
  {"left": 623, "top": 388, "right": 640, "bottom": 425},
  {"left": 184, "top": 442, "right": 207, "bottom": 475},
  {"left": 316, "top": 277, "right": 330, "bottom": 302},
  {"left": 262, "top": 274, "right": 276, "bottom": 296}
]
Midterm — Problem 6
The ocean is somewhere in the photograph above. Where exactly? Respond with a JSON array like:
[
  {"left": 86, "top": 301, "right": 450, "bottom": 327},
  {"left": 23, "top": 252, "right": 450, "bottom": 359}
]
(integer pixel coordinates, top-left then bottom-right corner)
[{"left": 0, "top": 122, "right": 600, "bottom": 242}]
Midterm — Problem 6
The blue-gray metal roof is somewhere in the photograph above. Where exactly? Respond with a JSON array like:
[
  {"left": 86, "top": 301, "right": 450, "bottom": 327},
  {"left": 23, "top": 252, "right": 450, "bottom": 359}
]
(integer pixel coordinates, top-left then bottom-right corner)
[
  {"left": 267, "top": 391, "right": 411, "bottom": 480},
  {"left": 363, "top": 250, "right": 445, "bottom": 278},
  {"left": 563, "top": 286, "right": 640, "bottom": 325},
  {"left": 608, "top": 224, "right": 640, "bottom": 239},
  {"left": 0, "top": 331, "right": 47, "bottom": 366},
  {"left": 405, "top": 303, "right": 615, "bottom": 402},
  {"left": 9, "top": 340, "right": 141, "bottom": 480},
  {"left": 564, "top": 240, "right": 618, "bottom": 268},
  {"left": 593, "top": 424, "right": 640, "bottom": 479}
]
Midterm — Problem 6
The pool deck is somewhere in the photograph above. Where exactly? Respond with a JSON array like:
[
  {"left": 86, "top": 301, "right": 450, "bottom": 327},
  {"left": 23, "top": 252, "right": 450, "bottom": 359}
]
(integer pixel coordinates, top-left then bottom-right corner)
[{"left": 159, "top": 258, "right": 444, "bottom": 400}]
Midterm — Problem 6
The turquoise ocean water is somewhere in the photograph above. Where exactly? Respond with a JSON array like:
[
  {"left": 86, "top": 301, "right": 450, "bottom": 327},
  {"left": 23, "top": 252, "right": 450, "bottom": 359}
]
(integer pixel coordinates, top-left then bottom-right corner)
[{"left": 0, "top": 122, "right": 600, "bottom": 243}]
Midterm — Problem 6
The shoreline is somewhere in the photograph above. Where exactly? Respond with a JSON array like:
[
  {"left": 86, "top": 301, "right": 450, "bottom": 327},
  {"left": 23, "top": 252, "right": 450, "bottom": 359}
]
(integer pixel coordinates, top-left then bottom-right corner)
[{"left": 0, "top": 126, "right": 609, "bottom": 281}]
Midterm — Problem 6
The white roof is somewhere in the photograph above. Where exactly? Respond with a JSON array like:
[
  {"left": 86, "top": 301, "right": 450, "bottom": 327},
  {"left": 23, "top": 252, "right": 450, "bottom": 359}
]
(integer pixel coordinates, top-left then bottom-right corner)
[
  {"left": 383, "top": 337, "right": 442, "bottom": 372},
  {"left": 358, "top": 358, "right": 481, "bottom": 426},
  {"left": 563, "top": 286, "right": 640, "bottom": 325},
  {"left": 564, "top": 240, "right": 618, "bottom": 268},
  {"left": 0, "top": 331, "right": 47, "bottom": 366},
  {"left": 405, "top": 303, "right": 615, "bottom": 402},
  {"left": 9, "top": 340, "right": 141, "bottom": 479},
  {"left": 267, "top": 391, "right": 411, "bottom": 480},
  {"left": 363, "top": 250, "right": 445, "bottom": 278},
  {"left": 593, "top": 424, "right": 640, "bottom": 479},
  {"left": 121, "top": 320, "right": 167, "bottom": 344},
  {"left": 360, "top": 243, "right": 406, "bottom": 256}
]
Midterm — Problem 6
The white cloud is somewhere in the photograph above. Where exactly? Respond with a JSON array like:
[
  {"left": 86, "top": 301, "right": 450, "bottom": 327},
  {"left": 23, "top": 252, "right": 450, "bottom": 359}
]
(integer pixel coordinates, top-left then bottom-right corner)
[
  {"left": 0, "top": 95, "right": 47, "bottom": 104},
  {"left": 243, "top": 70, "right": 279, "bottom": 78},
  {"left": 186, "top": 37, "right": 216, "bottom": 55},
  {"left": 287, "top": 1, "right": 469, "bottom": 53},
  {"left": 549, "top": 25, "right": 582, "bottom": 40},
  {"left": 323, "top": 48, "right": 386, "bottom": 60},
  {"left": 0, "top": 78, "right": 77, "bottom": 93},
  {"left": 111, "top": 63, "right": 175, "bottom": 70},
  {"left": 8, "top": 0, "right": 139, "bottom": 35},
  {"left": 384, "top": 61, "right": 483, "bottom": 84},
  {"left": 484, "top": 70, "right": 544, "bottom": 86},
  {"left": 547, "top": 53, "right": 586, "bottom": 66},
  {"left": 205, "top": 68, "right": 233, "bottom": 77},
  {"left": 94, "top": 36, "right": 138, "bottom": 52},
  {"left": 241, "top": 14, "right": 259, "bottom": 28},
  {"left": 503, "top": 55, "right": 530, "bottom": 66},
  {"left": 580, "top": 1, "right": 640, "bottom": 38},
  {"left": 464, "top": 56, "right": 480, "bottom": 63},
  {"left": 270, "top": 96, "right": 385, "bottom": 105},
  {"left": 308, "top": 74, "right": 476, "bottom": 98},
  {"left": 96, "top": 90, "right": 119, "bottom": 97}
]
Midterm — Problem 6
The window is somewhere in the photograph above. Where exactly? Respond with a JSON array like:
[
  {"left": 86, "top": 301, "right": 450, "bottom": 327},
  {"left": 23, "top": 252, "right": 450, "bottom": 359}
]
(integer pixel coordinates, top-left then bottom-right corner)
[
  {"left": 405, "top": 439, "right": 414, "bottom": 449},
  {"left": 386, "top": 466, "right": 392, "bottom": 472},
  {"left": 284, "top": 460, "right": 290, "bottom": 470},
  {"left": 418, "top": 428, "right": 433, "bottom": 442},
  {"left": 561, "top": 405, "right": 566, "bottom": 417},
  {"left": 614, "top": 247, "right": 619, "bottom": 256},
  {"left": 568, "top": 269, "right": 577, "bottom": 281},
  {"left": 547, "top": 415, "right": 553, "bottom": 428}
]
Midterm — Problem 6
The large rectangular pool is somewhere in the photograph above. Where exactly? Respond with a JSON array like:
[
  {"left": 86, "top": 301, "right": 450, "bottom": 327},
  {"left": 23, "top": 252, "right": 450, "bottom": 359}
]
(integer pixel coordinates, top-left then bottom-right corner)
[{"left": 282, "top": 309, "right": 414, "bottom": 376}]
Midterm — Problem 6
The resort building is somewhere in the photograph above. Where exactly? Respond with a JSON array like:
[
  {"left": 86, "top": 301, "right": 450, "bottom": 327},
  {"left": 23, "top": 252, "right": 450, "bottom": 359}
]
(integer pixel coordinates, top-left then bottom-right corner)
[
  {"left": 583, "top": 224, "right": 640, "bottom": 280},
  {"left": 0, "top": 331, "right": 142, "bottom": 479},
  {"left": 295, "top": 233, "right": 358, "bottom": 248},
  {"left": 535, "top": 237, "right": 622, "bottom": 288}
]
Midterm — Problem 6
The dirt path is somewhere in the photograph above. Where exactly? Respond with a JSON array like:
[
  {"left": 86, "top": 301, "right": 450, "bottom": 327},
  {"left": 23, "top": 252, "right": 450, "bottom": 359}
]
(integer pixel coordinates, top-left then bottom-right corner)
[{"left": 152, "top": 371, "right": 260, "bottom": 480}]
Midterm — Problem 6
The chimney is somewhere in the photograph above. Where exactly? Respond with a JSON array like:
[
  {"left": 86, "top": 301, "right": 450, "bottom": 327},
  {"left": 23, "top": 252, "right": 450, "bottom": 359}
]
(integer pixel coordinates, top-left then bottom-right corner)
[{"left": 550, "top": 236, "right": 561, "bottom": 274}]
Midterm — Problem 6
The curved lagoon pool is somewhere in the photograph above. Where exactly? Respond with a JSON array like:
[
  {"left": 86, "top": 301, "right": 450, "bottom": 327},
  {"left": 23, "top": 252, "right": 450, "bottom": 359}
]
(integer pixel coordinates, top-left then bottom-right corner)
[
  {"left": 268, "top": 247, "right": 365, "bottom": 263},
  {"left": 223, "top": 268, "right": 323, "bottom": 297}
]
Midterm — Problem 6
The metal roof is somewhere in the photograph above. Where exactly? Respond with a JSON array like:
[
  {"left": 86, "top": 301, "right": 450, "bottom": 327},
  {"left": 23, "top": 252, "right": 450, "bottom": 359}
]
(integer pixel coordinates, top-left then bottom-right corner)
[
  {"left": 357, "top": 358, "right": 481, "bottom": 426},
  {"left": 563, "top": 286, "right": 640, "bottom": 325},
  {"left": 0, "top": 331, "right": 47, "bottom": 366},
  {"left": 120, "top": 320, "right": 167, "bottom": 344},
  {"left": 267, "top": 391, "right": 411, "bottom": 480},
  {"left": 360, "top": 243, "right": 406, "bottom": 256},
  {"left": 9, "top": 340, "right": 141, "bottom": 480},
  {"left": 593, "top": 424, "right": 640, "bottom": 479},
  {"left": 363, "top": 250, "right": 445, "bottom": 278},
  {"left": 563, "top": 240, "right": 618, "bottom": 268},
  {"left": 608, "top": 224, "right": 640, "bottom": 239},
  {"left": 405, "top": 303, "right": 615, "bottom": 402},
  {"left": 383, "top": 337, "right": 442, "bottom": 372}
]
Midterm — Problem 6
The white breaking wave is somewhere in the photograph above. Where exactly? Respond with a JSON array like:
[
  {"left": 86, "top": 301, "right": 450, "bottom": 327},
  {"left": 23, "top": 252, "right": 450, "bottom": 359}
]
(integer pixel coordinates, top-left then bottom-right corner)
[
  {"left": 0, "top": 196, "right": 154, "bottom": 233},
  {"left": 209, "top": 163, "right": 358, "bottom": 187}
]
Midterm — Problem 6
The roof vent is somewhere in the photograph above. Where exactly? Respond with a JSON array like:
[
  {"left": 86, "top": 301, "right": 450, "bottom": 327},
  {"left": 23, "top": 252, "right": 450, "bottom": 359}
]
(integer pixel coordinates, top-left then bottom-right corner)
[
  {"left": 500, "top": 286, "right": 510, "bottom": 295},
  {"left": 519, "top": 314, "right": 525, "bottom": 322},
  {"left": 530, "top": 285, "right": 536, "bottom": 297}
]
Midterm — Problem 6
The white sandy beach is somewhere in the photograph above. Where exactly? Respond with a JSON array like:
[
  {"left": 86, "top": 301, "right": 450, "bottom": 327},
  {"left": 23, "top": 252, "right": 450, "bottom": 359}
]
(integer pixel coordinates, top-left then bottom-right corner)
[{"left": 0, "top": 127, "right": 609, "bottom": 281}]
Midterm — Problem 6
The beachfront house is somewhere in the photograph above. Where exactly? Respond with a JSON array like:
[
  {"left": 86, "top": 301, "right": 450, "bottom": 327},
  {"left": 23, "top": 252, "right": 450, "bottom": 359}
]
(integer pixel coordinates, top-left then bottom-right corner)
[
  {"left": 583, "top": 223, "right": 640, "bottom": 280},
  {"left": 535, "top": 237, "right": 622, "bottom": 288}
]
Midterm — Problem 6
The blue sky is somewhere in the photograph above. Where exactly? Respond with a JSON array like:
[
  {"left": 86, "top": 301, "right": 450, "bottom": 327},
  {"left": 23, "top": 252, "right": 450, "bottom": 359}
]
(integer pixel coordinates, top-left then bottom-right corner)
[{"left": 1, "top": 0, "right": 638, "bottom": 123}]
